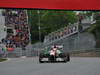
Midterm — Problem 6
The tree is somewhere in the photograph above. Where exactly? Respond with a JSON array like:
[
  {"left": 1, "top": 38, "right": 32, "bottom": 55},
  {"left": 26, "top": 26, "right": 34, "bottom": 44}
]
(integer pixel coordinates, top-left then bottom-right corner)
[
  {"left": 27, "top": 10, "right": 78, "bottom": 43},
  {"left": 88, "top": 12, "right": 100, "bottom": 48}
]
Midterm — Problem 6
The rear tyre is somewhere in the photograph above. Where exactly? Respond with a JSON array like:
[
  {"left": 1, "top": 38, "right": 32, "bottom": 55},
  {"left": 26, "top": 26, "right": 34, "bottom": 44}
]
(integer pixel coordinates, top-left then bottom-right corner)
[{"left": 67, "top": 53, "right": 70, "bottom": 62}]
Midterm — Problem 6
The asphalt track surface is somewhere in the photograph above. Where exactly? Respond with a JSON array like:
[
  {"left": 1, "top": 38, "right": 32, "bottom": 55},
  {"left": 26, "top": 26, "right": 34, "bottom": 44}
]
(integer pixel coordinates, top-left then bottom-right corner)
[{"left": 0, "top": 57, "right": 100, "bottom": 75}]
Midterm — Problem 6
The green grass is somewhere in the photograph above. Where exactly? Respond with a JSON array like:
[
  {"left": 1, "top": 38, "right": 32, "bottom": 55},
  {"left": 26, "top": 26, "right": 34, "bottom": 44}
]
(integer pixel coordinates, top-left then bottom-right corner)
[{"left": 0, "top": 58, "right": 7, "bottom": 62}]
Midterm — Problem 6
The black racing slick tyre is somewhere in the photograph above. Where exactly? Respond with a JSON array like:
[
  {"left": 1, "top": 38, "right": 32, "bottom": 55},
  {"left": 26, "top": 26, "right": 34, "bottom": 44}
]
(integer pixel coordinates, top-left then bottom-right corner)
[
  {"left": 39, "top": 58, "right": 44, "bottom": 63},
  {"left": 63, "top": 60, "right": 67, "bottom": 63},
  {"left": 67, "top": 54, "right": 70, "bottom": 61},
  {"left": 59, "top": 53, "right": 66, "bottom": 58}
]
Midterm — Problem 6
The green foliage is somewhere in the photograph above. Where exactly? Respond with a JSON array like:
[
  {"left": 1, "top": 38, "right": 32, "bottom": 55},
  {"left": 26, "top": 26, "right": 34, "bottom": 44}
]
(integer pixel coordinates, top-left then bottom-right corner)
[
  {"left": 88, "top": 12, "right": 100, "bottom": 37},
  {"left": 0, "top": 58, "right": 7, "bottom": 62},
  {"left": 87, "top": 12, "right": 100, "bottom": 48},
  {"left": 88, "top": 24, "right": 96, "bottom": 36},
  {"left": 27, "top": 10, "right": 78, "bottom": 43}
]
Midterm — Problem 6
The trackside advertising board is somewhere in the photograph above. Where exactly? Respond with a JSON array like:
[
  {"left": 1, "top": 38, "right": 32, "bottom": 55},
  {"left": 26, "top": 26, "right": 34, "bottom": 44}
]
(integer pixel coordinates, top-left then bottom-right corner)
[{"left": 0, "top": 0, "right": 100, "bottom": 10}]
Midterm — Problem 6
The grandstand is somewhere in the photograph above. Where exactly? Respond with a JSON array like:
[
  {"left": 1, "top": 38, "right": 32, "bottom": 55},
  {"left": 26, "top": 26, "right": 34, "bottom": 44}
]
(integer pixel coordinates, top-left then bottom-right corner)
[
  {"left": 0, "top": 9, "right": 32, "bottom": 57},
  {"left": 2, "top": 9, "right": 30, "bottom": 49}
]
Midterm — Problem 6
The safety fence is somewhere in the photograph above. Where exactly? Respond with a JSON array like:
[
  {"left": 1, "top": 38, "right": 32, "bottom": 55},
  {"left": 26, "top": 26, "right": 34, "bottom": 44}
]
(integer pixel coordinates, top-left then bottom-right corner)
[
  {"left": 0, "top": 47, "right": 100, "bottom": 58},
  {"left": 70, "top": 49, "right": 100, "bottom": 57}
]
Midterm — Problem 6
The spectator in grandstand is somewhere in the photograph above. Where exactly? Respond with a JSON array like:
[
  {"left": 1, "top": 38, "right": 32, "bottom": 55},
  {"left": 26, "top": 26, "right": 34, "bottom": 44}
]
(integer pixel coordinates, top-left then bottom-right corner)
[
  {"left": 78, "top": 13, "right": 84, "bottom": 24},
  {"left": 63, "top": 27, "right": 68, "bottom": 35},
  {"left": 4, "top": 9, "right": 30, "bottom": 49}
]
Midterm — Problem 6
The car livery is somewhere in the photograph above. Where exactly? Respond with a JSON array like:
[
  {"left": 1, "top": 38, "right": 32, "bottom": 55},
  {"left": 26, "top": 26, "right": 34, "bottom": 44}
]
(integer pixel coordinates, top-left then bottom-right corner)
[{"left": 39, "top": 45, "right": 70, "bottom": 63}]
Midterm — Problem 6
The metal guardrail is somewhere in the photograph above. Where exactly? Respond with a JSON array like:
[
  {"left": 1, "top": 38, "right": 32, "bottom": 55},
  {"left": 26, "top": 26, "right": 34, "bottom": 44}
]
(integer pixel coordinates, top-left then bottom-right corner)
[
  {"left": 66, "top": 48, "right": 100, "bottom": 53},
  {"left": 0, "top": 48, "right": 100, "bottom": 57}
]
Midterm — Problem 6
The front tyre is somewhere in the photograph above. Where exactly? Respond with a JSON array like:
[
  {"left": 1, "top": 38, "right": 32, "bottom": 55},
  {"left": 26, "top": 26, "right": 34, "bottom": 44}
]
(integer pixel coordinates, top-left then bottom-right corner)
[{"left": 39, "top": 58, "right": 44, "bottom": 63}]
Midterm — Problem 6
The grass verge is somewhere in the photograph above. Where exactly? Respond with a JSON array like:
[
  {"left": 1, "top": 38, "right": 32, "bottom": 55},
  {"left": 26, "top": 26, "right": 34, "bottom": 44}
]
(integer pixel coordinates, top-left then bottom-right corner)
[{"left": 0, "top": 58, "right": 7, "bottom": 62}]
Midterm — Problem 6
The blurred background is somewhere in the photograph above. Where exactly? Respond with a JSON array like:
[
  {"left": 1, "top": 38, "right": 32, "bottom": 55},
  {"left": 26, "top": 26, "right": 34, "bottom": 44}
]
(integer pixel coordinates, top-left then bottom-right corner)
[{"left": 0, "top": 9, "right": 100, "bottom": 57}]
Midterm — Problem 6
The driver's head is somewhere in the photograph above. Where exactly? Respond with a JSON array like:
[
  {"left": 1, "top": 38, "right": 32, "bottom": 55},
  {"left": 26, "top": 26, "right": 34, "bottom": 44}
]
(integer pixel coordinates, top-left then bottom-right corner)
[
  {"left": 54, "top": 46, "right": 57, "bottom": 48},
  {"left": 53, "top": 45, "right": 57, "bottom": 51},
  {"left": 53, "top": 44, "right": 57, "bottom": 48}
]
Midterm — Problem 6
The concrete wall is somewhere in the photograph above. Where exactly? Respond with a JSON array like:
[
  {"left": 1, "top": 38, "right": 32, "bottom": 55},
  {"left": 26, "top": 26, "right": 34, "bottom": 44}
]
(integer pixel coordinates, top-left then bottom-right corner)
[{"left": 43, "top": 32, "right": 96, "bottom": 52}]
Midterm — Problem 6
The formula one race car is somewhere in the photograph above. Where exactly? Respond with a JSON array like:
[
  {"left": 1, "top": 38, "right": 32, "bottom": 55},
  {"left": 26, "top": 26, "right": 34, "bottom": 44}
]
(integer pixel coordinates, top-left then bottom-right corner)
[{"left": 39, "top": 45, "right": 70, "bottom": 63}]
